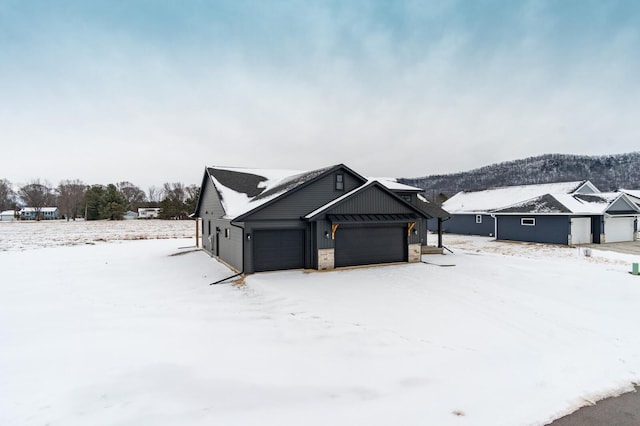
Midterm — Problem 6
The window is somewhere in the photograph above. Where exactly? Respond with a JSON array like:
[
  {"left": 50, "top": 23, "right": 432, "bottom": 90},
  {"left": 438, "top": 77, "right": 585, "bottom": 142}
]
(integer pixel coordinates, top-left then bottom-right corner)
[
  {"left": 476, "top": 215, "right": 482, "bottom": 224},
  {"left": 521, "top": 218, "right": 536, "bottom": 226},
  {"left": 335, "top": 173, "right": 344, "bottom": 191},
  {"left": 400, "top": 194, "right": 412, "bottom": 204},
  {"left": 225, "top": 228, "right": 230, "bottom": 238}
]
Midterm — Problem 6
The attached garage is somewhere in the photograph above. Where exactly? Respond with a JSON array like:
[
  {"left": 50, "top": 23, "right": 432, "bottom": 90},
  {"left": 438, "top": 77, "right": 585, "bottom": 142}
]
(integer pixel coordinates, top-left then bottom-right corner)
[
  {"left": 604, "top": 217, "right": 635, "bottom": 243},
  {"left": 334, "top": 225, "right": 407, "bottom": 268},
  {"left": 253, "top": 229, "right": 305, "bottom": 272},
  {"left": 570, "top": 217, "right": 591, "bottom": 245}
]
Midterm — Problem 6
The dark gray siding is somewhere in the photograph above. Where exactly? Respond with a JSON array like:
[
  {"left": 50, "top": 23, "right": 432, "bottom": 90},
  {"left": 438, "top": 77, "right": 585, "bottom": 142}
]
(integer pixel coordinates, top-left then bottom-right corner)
[
  {"left": 496, "top": 215, "right": 569, "bottom": 245},
  {"left": 198, "top": 181, "right": 226, "bottom": 254},
  {"left": 243, "top": 171, "right": 362, "bottom": 220},
  {"left": 439, "top": 214, "right": 495, "bottom": 236},
  {"left": 217, "top": 219, "right": 244, "bottom": 271},
  {"left": 592, "top": 215, "right": 604, "bottom": 243},
  {"left": 314, "top": 185, "right": 425, "bottom": 249},
  {"left": 197, "top": 179, "right": 243, "bottom": 271}
]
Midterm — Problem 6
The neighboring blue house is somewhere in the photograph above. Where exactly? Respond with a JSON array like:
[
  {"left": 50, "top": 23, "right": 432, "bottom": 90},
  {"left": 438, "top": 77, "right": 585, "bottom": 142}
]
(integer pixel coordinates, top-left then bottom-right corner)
[
  {"left": 19, "top": 207, "right": 60, "bottom": 220},
  {"left": 617, "top": 189, "right": 640, "bottom": 209},
  {"left": 431, "top": 181, "right": 599, "bottom": 237},
  {"left": 492, "top": 192, "right": 640, "bottom": 245},
  {"left": 195, "top": 164, "right": 442, "bottom": 274}
]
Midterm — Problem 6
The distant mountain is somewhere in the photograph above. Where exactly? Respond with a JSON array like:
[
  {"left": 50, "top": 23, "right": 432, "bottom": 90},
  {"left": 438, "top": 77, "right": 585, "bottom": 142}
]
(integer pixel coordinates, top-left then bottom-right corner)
[{"left": 399, "top": 152, "right": 640, "bottom": 203}]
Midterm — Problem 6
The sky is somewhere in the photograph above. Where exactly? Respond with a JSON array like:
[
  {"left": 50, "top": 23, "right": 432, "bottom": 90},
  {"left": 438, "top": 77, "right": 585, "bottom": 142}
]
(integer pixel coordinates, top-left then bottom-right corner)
[{"left": 1, "top": 0, "right": 639, "bottom": 190}]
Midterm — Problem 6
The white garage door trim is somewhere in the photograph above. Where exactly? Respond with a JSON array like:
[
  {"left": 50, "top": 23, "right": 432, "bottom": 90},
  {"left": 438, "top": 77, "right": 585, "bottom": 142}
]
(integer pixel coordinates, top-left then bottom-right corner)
[
  {"left": 604, "top": 217, "right": 634, "bottom": 243},
  {"left": 570, "top": 217, "right": 591, "bottom": 245}
]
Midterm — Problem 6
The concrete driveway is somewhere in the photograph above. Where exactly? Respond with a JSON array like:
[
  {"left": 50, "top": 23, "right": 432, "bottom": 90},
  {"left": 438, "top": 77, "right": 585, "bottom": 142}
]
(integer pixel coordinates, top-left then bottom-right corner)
[
  {"left": 547, "top": 386, "right": 640, "bottom": 426},
  {"left": 582, "top": 240, "right": 640, "bottom": 256}
]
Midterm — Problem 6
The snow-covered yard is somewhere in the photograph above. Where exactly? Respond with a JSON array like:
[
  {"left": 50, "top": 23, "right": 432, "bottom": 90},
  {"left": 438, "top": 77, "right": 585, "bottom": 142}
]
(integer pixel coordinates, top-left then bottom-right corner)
[{"left": 1, "top": 221, "right": 640, "bottom": 425}]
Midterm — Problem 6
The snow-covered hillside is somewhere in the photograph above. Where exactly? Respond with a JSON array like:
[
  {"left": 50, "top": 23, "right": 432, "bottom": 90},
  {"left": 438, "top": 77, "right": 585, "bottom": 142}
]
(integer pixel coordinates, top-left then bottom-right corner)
[{"left": 1, "top": 223, "right": 639, "bottom": 425}]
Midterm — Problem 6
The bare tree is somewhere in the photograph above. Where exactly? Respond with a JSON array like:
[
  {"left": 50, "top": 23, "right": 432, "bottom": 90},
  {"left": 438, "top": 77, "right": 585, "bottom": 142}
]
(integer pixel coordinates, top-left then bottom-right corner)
[
  {"left": 147, "top": 186, "right": 163, "bottom": 204},
  {"left": 57, "top": 180, "right": 87, "bottom": 220},
  {"left": 163, "top": 182, "right": 187, "bottom": 203},
  {"left": 18, "top": 179, "right": 55, "bottom": 220},
  {"left": 0, "top": 178, "right": 16, "bottom": 211},
  {"left": 116, "top": 181, "right": 147, "bottom": 211}
]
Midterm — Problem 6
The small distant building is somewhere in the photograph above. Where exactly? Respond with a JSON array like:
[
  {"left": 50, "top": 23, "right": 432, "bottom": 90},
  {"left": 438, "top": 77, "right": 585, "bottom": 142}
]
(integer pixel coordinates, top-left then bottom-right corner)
[
  {"left": 19, "top": 207, "right": 60, "bottom": 220},
  {"left": 1, "top": 210, "right": 17, "bottom": 222},
  {"left": 138, "top": 207, "right": 161, "bottom": 219},
  {"left": 124, "top": 210, "right": 138, "bottom": 220}
]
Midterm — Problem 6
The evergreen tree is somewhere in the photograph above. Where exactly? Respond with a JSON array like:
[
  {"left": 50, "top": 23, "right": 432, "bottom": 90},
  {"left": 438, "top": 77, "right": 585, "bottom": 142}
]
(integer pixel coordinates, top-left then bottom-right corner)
[
  {"left": 84, "top": 185, "right": 106, "bottom": 220},
  {"left": 100, "top": 184, "right": 126, "bottom": 220}
]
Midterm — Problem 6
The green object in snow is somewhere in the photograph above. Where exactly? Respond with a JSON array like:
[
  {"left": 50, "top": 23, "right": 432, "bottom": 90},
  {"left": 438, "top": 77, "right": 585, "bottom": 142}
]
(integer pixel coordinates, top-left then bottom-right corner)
[{"left": 633, "top": 263, "right": 639, "bottom": 276}]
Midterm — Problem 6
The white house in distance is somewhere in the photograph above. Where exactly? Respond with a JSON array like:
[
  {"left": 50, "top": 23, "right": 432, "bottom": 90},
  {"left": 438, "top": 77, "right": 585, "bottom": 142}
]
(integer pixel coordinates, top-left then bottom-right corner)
[
  {"left": 1, "top": 210, "right": 17, "bottom": 222},
  {"left": 138, "top": 207, "right": 161, "bottom": 219}
]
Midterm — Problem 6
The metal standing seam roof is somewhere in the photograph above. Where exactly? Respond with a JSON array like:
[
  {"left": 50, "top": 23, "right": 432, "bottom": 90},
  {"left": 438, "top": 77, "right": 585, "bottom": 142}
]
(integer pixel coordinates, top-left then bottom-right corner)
[{"left": 327, "top": 213, "right": 419, "bottom": 223}]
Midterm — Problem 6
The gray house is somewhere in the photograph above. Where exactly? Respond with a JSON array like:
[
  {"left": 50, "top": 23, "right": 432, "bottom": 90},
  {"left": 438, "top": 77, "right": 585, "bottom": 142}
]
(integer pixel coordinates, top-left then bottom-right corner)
[
  {"left": 492, "top": 192, "right": 640, "bottom": 245},
  {"left": 195, "top": 164, "right": 435, "bottom": 273},
  {"left": 433, "top": 181, "right": 599, "bottom": 237}
]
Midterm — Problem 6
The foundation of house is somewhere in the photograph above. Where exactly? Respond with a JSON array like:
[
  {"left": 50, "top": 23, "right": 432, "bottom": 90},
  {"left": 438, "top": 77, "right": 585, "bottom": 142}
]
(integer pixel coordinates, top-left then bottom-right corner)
[
  {"left": 318, "top": 248, "right": 335, "bottom": 270},
  {"left": 408, "top": 243, "right": 422, "bottom": 262}
]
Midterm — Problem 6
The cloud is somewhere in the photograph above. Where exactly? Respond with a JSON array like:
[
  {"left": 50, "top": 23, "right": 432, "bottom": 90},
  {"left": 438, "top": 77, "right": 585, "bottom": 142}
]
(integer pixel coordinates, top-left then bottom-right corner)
[{"left": 1, "top": 1, "right": 639, "bottom": 188}]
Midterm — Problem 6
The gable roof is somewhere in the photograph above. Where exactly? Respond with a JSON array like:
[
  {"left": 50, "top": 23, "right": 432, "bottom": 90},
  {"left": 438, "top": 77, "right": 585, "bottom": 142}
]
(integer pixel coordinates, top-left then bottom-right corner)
[
  {"left": 493, "top": 192, "right": 640, "bottom": 215},
  {"left": 196, "top": 164, "right": 427, "bottom": 221},
  {"left": 195, "top": 164, "right": 369, "bottom": 220},
  {"left": 443, "top": 180, "right": 598, "bottom": 214},
  {"left": 304, "top": 180, "right": 431, "bottom": 221}
]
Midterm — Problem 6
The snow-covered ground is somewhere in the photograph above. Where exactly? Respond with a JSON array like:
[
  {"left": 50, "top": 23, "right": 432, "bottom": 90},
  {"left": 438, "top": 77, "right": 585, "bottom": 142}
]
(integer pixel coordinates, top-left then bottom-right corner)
[
  {"left": 2, "top": 222, "right": 640, "bottom": 425},
  {"left": 0, "top": 219, "right": 194, "bottom": 251}
]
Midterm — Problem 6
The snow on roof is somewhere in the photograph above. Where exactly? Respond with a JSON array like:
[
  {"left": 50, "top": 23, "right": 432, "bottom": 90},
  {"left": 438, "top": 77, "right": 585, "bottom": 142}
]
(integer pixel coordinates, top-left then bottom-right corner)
[
  {"left": 1, "top": 210, "right": 16, "bottom": 215},
  {"left": 443, "top": 181, "right": 590, "bottom": 213},
  {"left": 209, "top": 165, "right": 423, "bottom": 219},
  {"left": 20, "top": 207, "right": 58, "bottom": 212},
  {"left": 495, "top": 192, "right": 630, "bottom": 215},
  {"left": 618, "top": 189, "right": 640, "bottom": 199},
  {"left": 208, "top": 166, "right": 325, "bottom": 219},
  {"left": 369, "top": 177, "right": 422, "bottom": 191}
]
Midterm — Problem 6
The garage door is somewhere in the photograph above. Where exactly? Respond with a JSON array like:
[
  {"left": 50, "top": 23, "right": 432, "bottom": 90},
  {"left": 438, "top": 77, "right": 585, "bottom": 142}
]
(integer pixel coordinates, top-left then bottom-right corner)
[
  {"left": 570, "top": 218, "right": 591, "bottom": 245},
  {"left": 253, "top": 229, "right": 305, "bottom": 272},
  {"left": 335, "top": 225, "right": 407, "bottom": 268},
  {"left": 604, "top": 217, "right": 635, "bottom": 243}
]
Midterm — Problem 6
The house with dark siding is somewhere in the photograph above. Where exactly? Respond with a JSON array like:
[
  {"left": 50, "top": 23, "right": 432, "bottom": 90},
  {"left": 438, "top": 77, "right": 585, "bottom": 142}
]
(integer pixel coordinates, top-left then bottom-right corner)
[
  {"left": 433, "top": 181, "right": 599, "bottom": 237},
  {"left": 195, "top": 164, "right": 443, "bottom": 274},
  {"left": 492, "top": 192, "right": 640, "bottom": 245}
]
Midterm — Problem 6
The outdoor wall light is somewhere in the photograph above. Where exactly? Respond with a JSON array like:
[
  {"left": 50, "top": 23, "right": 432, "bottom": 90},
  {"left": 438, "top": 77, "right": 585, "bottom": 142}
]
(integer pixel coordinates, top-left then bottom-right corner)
[
  {"left": 413, "top": 228, "right": 418, "bottom": 235},
  {"left": 324, "top": 231, "right": 330, "bottom": 239},
  {"left": 246, "top": 233, "right": 251, "bottom": 240}
]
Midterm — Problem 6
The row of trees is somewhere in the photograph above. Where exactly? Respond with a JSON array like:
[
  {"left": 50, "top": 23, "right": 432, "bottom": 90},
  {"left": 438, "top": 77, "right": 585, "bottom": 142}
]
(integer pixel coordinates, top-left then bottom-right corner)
[{"left": 0, "top": 178, "right": 199, "bottom": 220}]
